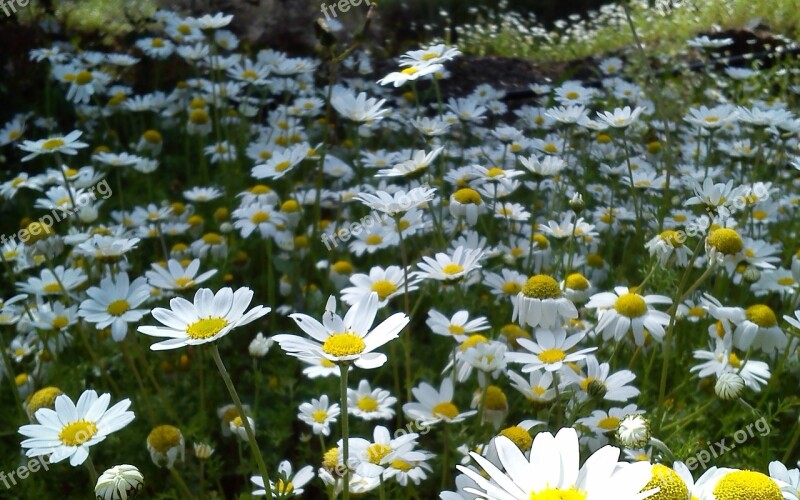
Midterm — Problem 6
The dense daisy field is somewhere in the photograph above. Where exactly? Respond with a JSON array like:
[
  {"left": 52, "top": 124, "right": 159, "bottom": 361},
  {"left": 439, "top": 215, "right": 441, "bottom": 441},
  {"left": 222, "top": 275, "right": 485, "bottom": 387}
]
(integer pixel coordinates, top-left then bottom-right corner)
[{"left": 2, "top": 4, "right": 800, "bottom": 500}]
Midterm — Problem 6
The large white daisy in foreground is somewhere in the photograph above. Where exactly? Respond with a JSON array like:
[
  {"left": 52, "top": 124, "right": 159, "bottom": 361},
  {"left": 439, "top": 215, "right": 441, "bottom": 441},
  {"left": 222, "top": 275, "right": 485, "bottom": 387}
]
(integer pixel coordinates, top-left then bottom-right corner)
[
  {"left": 457, "top": 427, "right": 656, "bottom": 500},
  {"left": 19, "top": 390, "right": 134, "bottom": 466},
  {"left": 137, "top": 287, "right": 269, "bottom": 350},
  {"left": 273, "top": 292, "right": 409, "bottom": 369}
]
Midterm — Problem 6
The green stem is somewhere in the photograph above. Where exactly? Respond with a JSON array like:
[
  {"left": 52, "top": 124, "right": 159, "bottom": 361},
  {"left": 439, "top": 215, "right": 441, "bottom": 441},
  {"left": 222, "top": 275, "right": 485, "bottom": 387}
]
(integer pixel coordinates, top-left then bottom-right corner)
[
  {"left": 340, "top": 363, "right": 351, "bottom": 500},
  {"left": 209, "top": 344, "right": 272, "bottom": 498}
]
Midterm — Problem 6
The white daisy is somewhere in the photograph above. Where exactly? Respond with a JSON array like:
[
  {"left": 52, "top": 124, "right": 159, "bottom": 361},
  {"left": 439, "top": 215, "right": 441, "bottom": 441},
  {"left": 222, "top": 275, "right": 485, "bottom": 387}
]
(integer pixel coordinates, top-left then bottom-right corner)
[
  {"left": 402, "top": 378, "right": 477, "bottom": 426},
  {"left": 19, "top": 390, "right": 134, "bottom": 466},
  {"left": 586, "top": 286, "right": 672, "bottom": 345},
  {"left": 506, "top": 328, "right": 597, "bottom": 374},
  {"left": 137, "top": 287, "right": 269, "bottom": 350},
  {"left": 297, "top": 395, "right": 340, "bottom": 436},
  {"left": 273, "top": 292, "right": 409, "bottom": 369},
  {"left": 78, "top": 272, "right": 151, "bottom": 342},
  {"left": 458, "top": 427, "right": 655, "bottom": 499},
  {"left": 347, "top": 379, "right": 396, "bottom": 421}
]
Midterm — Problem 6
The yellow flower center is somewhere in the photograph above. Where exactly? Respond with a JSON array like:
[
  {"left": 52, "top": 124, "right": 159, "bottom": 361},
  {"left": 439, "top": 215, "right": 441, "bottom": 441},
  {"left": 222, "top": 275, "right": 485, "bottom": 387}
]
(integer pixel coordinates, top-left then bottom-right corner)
[
  {"left": 251, "top": 211, "right": 269, "bottom": 224},
  {"left": 151, "top": 37, "right": 165, "bottom": 48},
  {"left": 147, "top": 425, "right": 182, "bottom": 453},
  {"left": 322, "top": 447, "right": 339, "bottom": 470},
  {"left": 59, "top": 420, "right": 98, "bottom": 446},
  {"left": 357, "top": 396, "right": 379, "bottom": 412},
  {"left": 538, "top": 348, "right": 566, "bottom": 364},
  {"left": 277, "top": 480, "right": 293, "bottom": 494},
  {"left": 642, "top": 464, "right": 689, "bottom": 500},
  {"left": 499, "top": 425, "right": 532, "bottom": 451},
  {"left": 565, "top": 273, "right": 589, "bottom": 290},
  {"left": 442, "top": 263, "right": 464, "bottom": 275},
  {"left": 532, "top": 234, "right": 550, "bottom": 249},
  {"left": 43, "top": 282, "right": 62, "bottom": 294},
  {"left": 104, "top": 299, "right": 129, "bottom": 316},
  {"left": 543, "top": 143, "right": 558, "bottom": 154},
  {"left": 274, "top": 160, "right": 292, "bottom": 172},
  {"left": 453, "top": 188, "right": 483, "bottom": 205},
  {"left": 483, "top": 386, "right": 507, "bottom": 410},
  {"left": 75, "top": 70, "right": 93, "bottom": 85},
  {"left": 189, "top": 109, "right": 210, "bottom": 125},
  {"left": 371, "top": 280, "right": 398, "bottom": 300},
  {"left": 688, "top": 306, "right": 705, "bottom": 318},
  {"left": 202, "top": 233, "right": 223, "bottom": 245},
  {"left": 322, "top": 332, "right": 366, "bottom": 357},
  {"left": 312, "top": 409, "right": 328, "bottom": 423},
  {"left": 186, "top": 318, "right": 228, "bottom": 339},
  {"left": 401, "top": 67, "right": 419, "bottom": 75},
  {"left": 366, "top": 443, "right": 393, "bottom": 465},
  {"left": 502, "top": 281, "right": 522, "bottom": 294},
  {"left": 448, "top": 324, "right": 466, "bottom": 335},
  {"left": 598, "top": 416, "right": 620, "bottom": 430},
  {"left": 614, "top": 293, "right": 647, "bottom": 318},
  {"left": 530, "top": 487, "right": 587, "bottom": 500},
  {"left": 432, "top": 402, "right": 459, "bottom": 420},
  {"left": 461, "top": 334, "right": 489, "bottom": 351},
  {"left": 331, "top": 260, "right": 353, "bottom": 274},
  {"left": 778, "top": 277, "right": 795, "bottom": 286},
  {"left": 42, "top": 138, "right": 65, "bottom": 150},
  {"left": 660, "top": 230, "right": 684, "bottom": 247},
  {"left": 565, "top": 91, "right": 580, "bottom": 99},
  {"left": 707, "top": 228, "right": 743, "bottom": 255},
  {"left": 712, "top": 470, "right": 782, "bottom": 500},
  {"left": 174, "top": 277, "right": 194, "bottom": 288},
  {"left": 521, "top": 275, "right": 561, "bottom": 299},
  {"left": 391, "top": 459, "right": 413, "bottom": 472},
  {"left": 744, "top": 304, "right": 777, "bottom": 327},
  {"left": 366, "top": 235, "right": 383, "bottom": 245},
  {"left": 26, "top": 386, "right": 63, "bottom": 415},
  {"left": 242, "top": 69, "right": 259, "bottom": 80}
]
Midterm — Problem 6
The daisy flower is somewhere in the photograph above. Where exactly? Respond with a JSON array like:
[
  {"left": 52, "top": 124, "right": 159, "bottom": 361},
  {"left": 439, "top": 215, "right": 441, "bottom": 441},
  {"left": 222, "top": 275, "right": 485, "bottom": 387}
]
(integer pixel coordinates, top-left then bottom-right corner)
[
  {"left": 137, "top": 287, "right": 269, "bottom": 350},
  {"left": 17, "top": 265, "right": 87, "bottom": 297},
  {"left": 78, "top": 272, "right": 151, "bottom": 342},
  {"left": 375, "top": 147, "right": 444, "bottom": 177},
  {"left": 183, "top": 186, "right": 223, "bottom": 202},
  {"left": 512, "top": 274, "right": 579, "bottom": 329},
  {"left": 402, "top": 378, "right": 477, "bottom": 426},
  {"left": 273, "top": 292, "right": 409, "bottom": 369},
  {"left": 94, "top": 464, "right": 144, "bottom": 500},
  {"left": 506, "top": 328, "right": 597, "bottom": 374},
  {"left": 586, "top": 286, "right": 672, "bottom": 345},
  {"left": 18, "top": 130, "right": 89, "bottom": 161},
  {"left": 252, "top": 460, "right": 314, "bottom": 497},
  {"left": 596, "top": 106, "right": 646, "bottom": 128},
  {"left": 457, "top": 427, "right": 655, "bottom": 499},
  {"left": 145, "top": 258, "right": 217, "bottom": 291},
  {"left": 330, "top": 86, "right": 388, "bottom": 123},
  {"left": 696, "top": 467, "right": 785, "bottom": 500},
  {"left": 377, "top": 63, "right": 443, "bottom": 87},
  {"left": 563, "top": 355, "right": 640, "bottom": 402},
  {"left": 426, "top": 309, "right": 490, "bottom": 340},
  {"left": 298, "top": 395, "right": 340, "bottom": 436},
  {"left": 340, "top": 265, "right": 420, "bottom": 308},
  {"left": 147, "top": 425, "right": 185, "bottom": 468},
  {"left": 353, "top": 186, "right": 437, "bottom": 216},
  {"left": 413, "top": 245, "right": 484, "bottom": 283},
  {"left": 507, "top": 369, "right": 557, "bottom": 404},
  {"left": 347, "top": 380, "right": 396, "bottom": 421},
  {"left": 19, "top": 390, "right": 134, "bottom": 466},
  {"left": 346, "top": 425, "right": 427, "bottom": 478}
]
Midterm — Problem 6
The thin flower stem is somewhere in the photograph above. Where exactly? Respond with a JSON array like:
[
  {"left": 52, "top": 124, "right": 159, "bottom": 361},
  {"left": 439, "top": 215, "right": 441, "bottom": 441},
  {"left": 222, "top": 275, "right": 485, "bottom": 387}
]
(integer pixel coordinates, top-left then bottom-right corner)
[
  {"left": 209, "top": 344, "right": 272, "bottom": 498},
  {"left": 339, "top": 363, "right": 351, "bottom": 500},
  {"left": 655, "top": 245, "right": 715, "bottom": 431},
  {"left": 85, "top": 455, "right": 98, "bottom": 487},
  {"left": 168, "top": 465, "right": 197, "bottom": 500}
]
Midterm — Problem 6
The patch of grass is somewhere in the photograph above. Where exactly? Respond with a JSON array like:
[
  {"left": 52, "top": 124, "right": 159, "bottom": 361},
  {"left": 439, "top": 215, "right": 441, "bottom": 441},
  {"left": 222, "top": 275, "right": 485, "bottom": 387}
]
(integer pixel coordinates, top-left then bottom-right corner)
[{"left": 450, "top": 0, "right": 800, "bottom": 62}]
